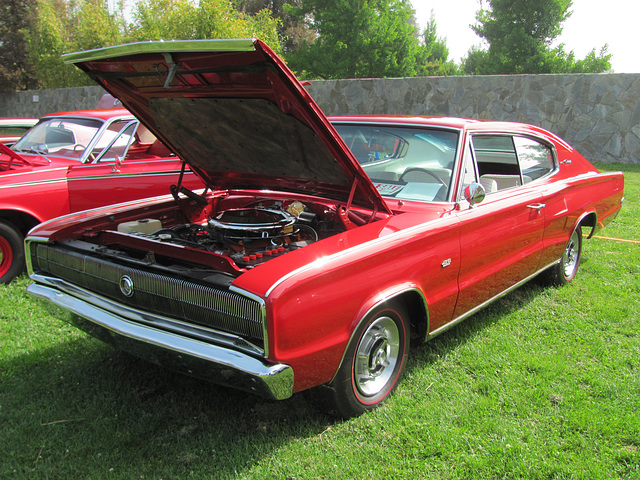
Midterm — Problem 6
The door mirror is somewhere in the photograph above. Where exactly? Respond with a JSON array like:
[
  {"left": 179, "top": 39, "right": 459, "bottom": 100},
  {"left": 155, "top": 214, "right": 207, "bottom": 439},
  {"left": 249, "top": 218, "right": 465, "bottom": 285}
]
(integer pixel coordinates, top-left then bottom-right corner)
[{"left": 463, "top": 182, "right": 486, "bottom": 207}]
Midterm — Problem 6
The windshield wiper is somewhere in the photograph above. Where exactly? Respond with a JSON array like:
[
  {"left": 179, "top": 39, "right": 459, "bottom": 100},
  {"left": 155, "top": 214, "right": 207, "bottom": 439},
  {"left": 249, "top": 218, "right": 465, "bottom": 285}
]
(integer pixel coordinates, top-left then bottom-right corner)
[{"left": 14, "top": 147, "right": 52, "bottom": 162}]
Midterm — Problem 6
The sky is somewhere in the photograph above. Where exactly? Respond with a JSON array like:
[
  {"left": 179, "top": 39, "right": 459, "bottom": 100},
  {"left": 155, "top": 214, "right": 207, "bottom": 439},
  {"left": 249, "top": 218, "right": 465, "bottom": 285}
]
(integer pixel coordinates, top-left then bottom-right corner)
[{"left": 411, "top": 0, "right": 637, "bottom": 73}]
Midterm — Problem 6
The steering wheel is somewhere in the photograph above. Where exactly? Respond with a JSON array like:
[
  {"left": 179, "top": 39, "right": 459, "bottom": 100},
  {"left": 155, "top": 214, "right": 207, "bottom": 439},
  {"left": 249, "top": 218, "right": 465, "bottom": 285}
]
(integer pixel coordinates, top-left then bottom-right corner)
[
  {"left": 400, "top": 168, "right": 448, "bottom": 187},
  {"left": 72, "top": 144, "right": 96, "bottom": 162}
]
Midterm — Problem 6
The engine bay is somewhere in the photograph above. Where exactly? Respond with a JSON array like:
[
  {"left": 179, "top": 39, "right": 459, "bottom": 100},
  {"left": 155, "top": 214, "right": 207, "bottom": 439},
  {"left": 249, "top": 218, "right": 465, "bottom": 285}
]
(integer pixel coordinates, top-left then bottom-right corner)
[{"left": 108, "top": 197, "right": 348, "bottom": 274}]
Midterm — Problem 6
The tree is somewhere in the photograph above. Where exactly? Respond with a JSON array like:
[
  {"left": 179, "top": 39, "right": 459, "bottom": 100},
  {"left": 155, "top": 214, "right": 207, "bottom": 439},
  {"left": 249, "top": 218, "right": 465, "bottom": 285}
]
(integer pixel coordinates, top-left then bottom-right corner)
[
  {"left": 285, "top": 0, "right": 454, "bottom": 79},
  {"left": 127, "top": 0, "right": 281, "bottom": 52},
  {"left": 232, "top": 0, "right": 313, "bottom": 53},
  {"left": 417, "top": 13, "right": 459, "bottom": 76},
  {"left": 19, "top": 0, "right": 281, "bottom": 89},
  {"left": 22, "top": 0, "right": 95, "bottom": 88},
  {"left": 463, "top": 0, "right": 611, "bottom": 74},
  {"left": 0, "top": 0, "right": 38, "bottom": 91},
  {"left": 73, "top": 0, "right": 124, "bottom": 51}
]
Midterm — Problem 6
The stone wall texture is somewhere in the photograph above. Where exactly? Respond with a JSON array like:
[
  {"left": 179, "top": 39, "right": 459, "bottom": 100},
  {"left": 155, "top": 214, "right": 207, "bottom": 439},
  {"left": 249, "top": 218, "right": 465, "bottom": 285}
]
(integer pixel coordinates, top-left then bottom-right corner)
[{"left": 2, "top": 73, "right": 639, "bottom": 164}]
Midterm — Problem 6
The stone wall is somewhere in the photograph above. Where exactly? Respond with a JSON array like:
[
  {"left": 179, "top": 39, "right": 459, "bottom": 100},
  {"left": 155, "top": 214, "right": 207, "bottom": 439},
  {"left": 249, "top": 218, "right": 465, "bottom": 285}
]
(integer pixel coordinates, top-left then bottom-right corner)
[
  {"left": 305, "top": 74, "right": 640, "bottom": 165},
  {"left": 0, "top": 86, "right": 108, "bottom": 118},
  {"left": 2, "top": 73, "right": 639, "bottom": 164}
]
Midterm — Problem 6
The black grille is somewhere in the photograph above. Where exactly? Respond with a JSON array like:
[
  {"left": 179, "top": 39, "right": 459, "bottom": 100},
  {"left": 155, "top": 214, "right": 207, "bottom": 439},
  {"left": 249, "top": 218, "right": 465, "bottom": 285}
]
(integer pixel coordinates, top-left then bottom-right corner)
[{"left": 32, "top": 244, "right": 264, "bottom": 344}]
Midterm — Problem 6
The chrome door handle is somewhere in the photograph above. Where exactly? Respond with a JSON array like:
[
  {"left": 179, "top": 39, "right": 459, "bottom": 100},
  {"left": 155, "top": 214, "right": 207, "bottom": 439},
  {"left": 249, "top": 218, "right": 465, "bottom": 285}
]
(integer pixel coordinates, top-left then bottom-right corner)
[{"left": 527, "top": 203, "right": 546, "bottom": 215}]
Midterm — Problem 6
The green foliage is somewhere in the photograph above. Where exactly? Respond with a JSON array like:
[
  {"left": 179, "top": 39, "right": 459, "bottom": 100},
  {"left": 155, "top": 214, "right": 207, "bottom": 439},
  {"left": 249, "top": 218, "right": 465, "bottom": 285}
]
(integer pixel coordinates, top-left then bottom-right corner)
[
  {"left": 22, "top": 0, "right": 92, "bottom": 88},
  {"left": 14, "top": 0, "right": 459, "bottom": 90},
  {"left": 285, "top": 0, "right": 457, "bottom": 79},
  {"left": 18, "top": 0, "right": 281, "bottom": 90},
  {"left": 0, "top": 0, "right": 38, "bottom": 91},
  {"left": 73, "top": 0, "right": 123, "bottom": 51},
  {"left": 233, "top": 0, "right": 311, "bottom": 53},
  {"left": 127, "top": 0, "right": 281, "bottom": 52},
  {"left": 464, "top": 0, "right": 611, "bottom": 74},
  {"left": 417, "top": 14, "right": 460, "bottom": 77},
  {"left": 20, "top": 0, "right": 128, "bottom": 89}
]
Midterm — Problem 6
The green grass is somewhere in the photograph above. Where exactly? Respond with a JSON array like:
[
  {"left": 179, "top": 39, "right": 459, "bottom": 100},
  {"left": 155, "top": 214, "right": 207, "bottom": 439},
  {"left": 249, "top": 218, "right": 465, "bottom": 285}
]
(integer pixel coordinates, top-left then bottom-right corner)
[{"left": 1, "top": 164, "right": 638, "bottom": 479}]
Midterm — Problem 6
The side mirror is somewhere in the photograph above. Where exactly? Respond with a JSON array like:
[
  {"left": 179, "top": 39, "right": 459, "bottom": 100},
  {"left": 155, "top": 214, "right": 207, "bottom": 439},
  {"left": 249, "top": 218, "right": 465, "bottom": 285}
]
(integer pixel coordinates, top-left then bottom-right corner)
[{"left": 463, "top": 182, "right": 486, "bottom": 207}]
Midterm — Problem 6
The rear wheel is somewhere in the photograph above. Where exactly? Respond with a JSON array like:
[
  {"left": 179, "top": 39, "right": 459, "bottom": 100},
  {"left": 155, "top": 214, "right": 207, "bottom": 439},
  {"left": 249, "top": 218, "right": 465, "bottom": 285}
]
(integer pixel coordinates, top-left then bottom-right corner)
[
  {"left": 545, "top": 226, "right": 582, "bottom": 286},
  {"left": 0, "top": 221, "right": 25, "bottom": 284},
  {"left": 315, "top": 303, "right": 410, "bottom": 419}
]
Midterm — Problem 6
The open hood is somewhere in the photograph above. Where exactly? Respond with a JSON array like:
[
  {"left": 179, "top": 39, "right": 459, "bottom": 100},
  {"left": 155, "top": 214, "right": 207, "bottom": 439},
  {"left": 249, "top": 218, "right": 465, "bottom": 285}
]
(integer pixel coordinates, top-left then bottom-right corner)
[{"left": 63, "top": 39, "right": 389, "bottom": 214}]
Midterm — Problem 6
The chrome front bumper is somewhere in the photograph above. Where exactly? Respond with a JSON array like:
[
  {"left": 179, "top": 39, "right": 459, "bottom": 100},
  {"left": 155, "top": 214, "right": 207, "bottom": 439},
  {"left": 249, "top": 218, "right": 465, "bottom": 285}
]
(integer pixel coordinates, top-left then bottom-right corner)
[{"left": 27, "top": 282, "right": 294, "bottom": 400}]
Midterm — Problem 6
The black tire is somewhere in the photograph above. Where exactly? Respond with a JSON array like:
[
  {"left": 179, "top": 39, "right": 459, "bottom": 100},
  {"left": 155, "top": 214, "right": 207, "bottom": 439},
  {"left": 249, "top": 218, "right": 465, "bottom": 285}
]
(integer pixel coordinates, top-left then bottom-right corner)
[
  {"left": 0, "top": 220, "right": 25, "bottom": 284},
  {"left": 314, "top": 302, "right": 410, "bottom": 419},
  {"left": 544, "top": 226, "right": 582, "bottom": 286}
]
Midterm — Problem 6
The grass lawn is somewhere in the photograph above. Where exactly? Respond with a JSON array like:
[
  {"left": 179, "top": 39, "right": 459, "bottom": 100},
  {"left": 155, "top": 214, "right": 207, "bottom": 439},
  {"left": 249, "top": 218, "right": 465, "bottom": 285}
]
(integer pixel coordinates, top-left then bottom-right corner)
[{"left": 1, "top": 164, "right": 638, "bottom": 479}]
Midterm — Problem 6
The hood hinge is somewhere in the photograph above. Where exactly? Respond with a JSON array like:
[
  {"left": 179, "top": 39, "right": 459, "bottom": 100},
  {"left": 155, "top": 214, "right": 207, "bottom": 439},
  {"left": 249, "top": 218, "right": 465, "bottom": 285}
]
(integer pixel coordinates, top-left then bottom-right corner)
[{"left": 162, "top": 53, "right": 181, "bottom": 89}]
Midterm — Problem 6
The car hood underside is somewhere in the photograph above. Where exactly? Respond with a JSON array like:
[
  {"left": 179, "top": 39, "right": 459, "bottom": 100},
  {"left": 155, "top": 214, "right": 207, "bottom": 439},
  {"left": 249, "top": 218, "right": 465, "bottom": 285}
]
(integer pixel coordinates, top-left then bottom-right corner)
[{"left": 63, "top": 39, "right": 389, "bottom": 213}]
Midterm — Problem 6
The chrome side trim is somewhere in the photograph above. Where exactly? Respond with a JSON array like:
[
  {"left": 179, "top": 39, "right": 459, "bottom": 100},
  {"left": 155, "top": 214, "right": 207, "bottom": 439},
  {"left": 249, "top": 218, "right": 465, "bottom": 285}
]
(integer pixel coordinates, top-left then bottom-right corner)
[
  {"left": 66, "top": 170, "right": 191, "bottom": 182},
  {"left": 0, "top": 170, "right": 192, "bottom": 191},
  {"left": 427, "top": 260, "right": 559, "bottom": 341},
  {"left": 0, "top": 175, "right": 68, "bottom": 190},
  {"left": 27, "top": 282, "right": 293, "bottom": 400}
]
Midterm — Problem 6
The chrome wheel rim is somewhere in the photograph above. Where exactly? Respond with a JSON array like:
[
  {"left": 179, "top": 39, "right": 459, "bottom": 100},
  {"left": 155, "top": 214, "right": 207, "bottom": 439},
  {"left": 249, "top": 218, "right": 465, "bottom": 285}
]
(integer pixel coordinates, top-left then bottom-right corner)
[
  {"left": 562, "top": 229, "right": 580, "bottom": 278},
  {"left": 354, "top": 316, "right": 400, "bottom": 397}
]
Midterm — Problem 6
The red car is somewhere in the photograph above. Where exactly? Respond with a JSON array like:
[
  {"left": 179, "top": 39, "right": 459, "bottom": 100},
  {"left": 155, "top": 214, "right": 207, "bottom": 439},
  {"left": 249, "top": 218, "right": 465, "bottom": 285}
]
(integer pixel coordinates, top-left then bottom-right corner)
[
  {"left": 26, "top": 40, "right": 624, "bottom": 418},
  {"left": 0, "top": 108, "right": 203, "bottom": 283}
]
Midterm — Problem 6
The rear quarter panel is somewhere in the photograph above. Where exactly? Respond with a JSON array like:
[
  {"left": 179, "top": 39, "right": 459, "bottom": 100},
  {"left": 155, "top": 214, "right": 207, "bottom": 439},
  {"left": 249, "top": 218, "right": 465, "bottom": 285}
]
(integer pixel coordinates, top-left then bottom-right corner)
[{"left": 538, "top": 145, "right": 624, "bottom": 268}]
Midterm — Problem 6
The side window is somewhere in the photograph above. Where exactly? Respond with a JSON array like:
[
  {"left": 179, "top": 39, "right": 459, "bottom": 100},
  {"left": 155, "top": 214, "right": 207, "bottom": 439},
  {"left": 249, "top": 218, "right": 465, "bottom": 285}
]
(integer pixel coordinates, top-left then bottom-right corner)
[
  {"left": 470, "top": 135, "right": 521, "bottom": 194},
  {"left": 96, "top": 121, "right": 137, "bottom": 162},
  {"left": 514, "top": 136, "right": 555, "bottom": 182},
  {"left": 460, "top": 141, "right": 477, "bottom": 188}
]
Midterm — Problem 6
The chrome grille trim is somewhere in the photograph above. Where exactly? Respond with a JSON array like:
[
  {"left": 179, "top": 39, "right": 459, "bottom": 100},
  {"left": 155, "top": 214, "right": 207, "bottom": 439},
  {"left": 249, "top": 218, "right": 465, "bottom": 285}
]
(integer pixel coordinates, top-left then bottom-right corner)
[{"left": 32, "top": 243, "right": 265, "bottom": 348}]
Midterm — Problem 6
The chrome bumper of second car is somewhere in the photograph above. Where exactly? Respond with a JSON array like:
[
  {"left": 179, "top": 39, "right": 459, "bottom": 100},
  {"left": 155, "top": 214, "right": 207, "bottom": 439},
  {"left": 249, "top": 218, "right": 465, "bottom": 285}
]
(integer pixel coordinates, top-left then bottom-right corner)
[{"left": 27, "top": 281, "right": 294, "bottom": 401}]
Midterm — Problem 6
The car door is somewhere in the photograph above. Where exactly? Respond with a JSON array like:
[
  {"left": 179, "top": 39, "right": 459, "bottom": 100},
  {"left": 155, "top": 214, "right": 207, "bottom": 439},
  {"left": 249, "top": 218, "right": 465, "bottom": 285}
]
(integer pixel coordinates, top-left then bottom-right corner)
[
  {"left": 453, "top": 133, "right": 547, "bottom": 318},
  {"left": 66, "top": 122, "right": 202, "bottom": 213}
]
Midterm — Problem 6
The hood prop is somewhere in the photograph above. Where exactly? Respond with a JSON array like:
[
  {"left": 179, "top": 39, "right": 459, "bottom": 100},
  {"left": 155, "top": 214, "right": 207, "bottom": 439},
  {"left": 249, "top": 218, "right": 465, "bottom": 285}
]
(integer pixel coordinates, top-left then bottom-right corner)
[
  {"left": 337, "top": 177, "right": 378, "bottom": 229},
  {"left": 170, "top": 161, "right": 209, "bottom": 221}
]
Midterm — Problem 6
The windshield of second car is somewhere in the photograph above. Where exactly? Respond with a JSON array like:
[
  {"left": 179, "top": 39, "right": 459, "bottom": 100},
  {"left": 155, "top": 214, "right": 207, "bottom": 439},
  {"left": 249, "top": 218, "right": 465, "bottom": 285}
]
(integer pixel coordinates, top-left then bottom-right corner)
[
  {"left": 334, "top": 124, "right": 459, "bottom": 202},
  {"left": 13, "top": 118, "right": 104, "bottom": 161}
]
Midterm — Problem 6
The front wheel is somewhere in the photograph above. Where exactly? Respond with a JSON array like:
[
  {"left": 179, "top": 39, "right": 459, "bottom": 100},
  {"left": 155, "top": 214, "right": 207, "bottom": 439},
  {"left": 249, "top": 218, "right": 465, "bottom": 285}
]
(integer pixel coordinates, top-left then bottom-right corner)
[
  {"left": 0, "top": 220, "right": 25, "bottom": 284},
  {"left": 544, "top": 226, "right": 582, "bottom": 286},
  {"left": 315, "top": 303, "right": 410, "bottom": 419}
]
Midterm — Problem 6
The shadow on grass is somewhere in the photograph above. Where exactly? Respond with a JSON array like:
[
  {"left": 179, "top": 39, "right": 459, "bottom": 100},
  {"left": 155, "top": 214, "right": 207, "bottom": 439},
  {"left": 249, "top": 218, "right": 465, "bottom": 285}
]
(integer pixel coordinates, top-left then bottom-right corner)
[
  {"left": 408, "top": 280, "right": 548, "bottom": 366},
  {"left": 1, "top": 279, "right": 557, "bottom": 478},
  {"left": 1, "top": 334, "right": 329, "bottom": 478}
]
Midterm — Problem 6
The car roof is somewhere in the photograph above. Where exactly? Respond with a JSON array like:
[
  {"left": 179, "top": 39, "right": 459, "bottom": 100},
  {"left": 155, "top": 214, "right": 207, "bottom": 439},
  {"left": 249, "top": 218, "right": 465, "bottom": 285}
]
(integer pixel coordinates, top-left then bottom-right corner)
[
  {"left": 0, "top": 118, "right": 38, "bottom": 127},
  {"left": 328, "top": 115, "right": 479, "bottom": 129},
  {"left": 328, "top": 115, "right": 568, "bottom": 146}
]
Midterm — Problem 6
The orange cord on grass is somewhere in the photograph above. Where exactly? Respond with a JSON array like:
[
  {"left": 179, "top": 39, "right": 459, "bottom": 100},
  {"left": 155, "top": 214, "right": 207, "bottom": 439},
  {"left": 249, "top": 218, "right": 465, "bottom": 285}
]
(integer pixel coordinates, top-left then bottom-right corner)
[{"left": 591, "top": 235, "right": 640, "bottom": 244}]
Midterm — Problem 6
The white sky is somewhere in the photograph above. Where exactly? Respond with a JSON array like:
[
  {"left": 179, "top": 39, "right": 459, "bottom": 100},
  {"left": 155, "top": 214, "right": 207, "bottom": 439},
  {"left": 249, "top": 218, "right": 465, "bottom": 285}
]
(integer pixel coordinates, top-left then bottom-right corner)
[{"left": 411, "top": 0, "right": 637, "bottom": 73}]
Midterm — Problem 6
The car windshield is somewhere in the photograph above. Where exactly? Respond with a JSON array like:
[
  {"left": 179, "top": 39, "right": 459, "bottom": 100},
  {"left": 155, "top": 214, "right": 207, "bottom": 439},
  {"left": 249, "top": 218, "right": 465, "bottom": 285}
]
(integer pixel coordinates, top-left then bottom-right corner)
[
  {"left": 13, "top": 118, "right": 105, "bottom": 160},
  {"left": 334, "top": 124, "right": 459, "bottom": 202},
  {"left": 12, "top": 116, "right": 138, "bottom": 163}
]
